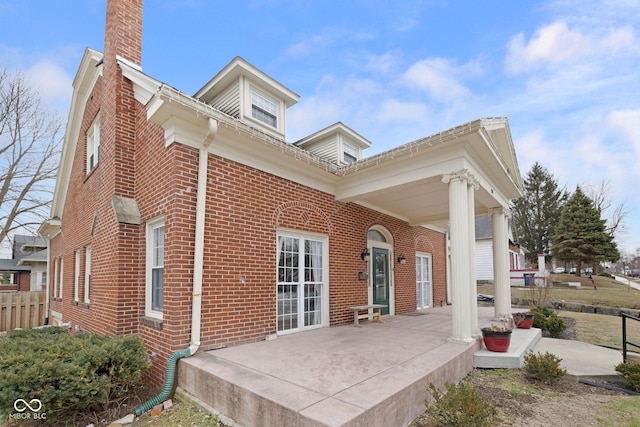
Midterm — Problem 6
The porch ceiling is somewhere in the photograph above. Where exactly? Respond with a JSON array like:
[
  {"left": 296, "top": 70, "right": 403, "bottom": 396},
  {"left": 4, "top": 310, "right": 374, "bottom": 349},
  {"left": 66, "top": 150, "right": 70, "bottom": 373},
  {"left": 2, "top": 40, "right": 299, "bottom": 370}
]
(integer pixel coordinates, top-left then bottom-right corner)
[{"left": 335, "top": 120, "right": 523, "bottom": 227}]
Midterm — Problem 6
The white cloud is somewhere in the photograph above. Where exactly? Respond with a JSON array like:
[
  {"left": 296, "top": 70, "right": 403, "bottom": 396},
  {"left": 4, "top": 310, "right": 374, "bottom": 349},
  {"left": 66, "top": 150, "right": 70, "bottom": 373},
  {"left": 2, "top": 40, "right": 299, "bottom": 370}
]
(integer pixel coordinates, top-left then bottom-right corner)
[
  {"left": 505, "top": 21, "right": 638, "bottom": 75},
  {"left": 605, "top": 109, "right": 640, "bottom": 157},
  {"left": 403, "top": 58, "right": 477, "bottom": 105},
  {"left": 505, "top": 22, "right": 591, "bottom": 74},
  {"left": 26, "top": 59, "right": 73, "bottom": 107}
]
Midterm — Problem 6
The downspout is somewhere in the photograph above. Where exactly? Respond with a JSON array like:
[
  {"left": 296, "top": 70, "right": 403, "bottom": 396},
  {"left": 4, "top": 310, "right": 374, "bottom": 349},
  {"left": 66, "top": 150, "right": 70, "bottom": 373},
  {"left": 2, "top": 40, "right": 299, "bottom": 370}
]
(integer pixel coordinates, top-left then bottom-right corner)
[
  {"left": 44, "top": 236, "right": 51, "bottom": 324},
  {"left": 189, "top": 116, "right": 217, "bottom": 354},
  {"left": 135, "top": 117, "right": 217, "bottom": 416}
]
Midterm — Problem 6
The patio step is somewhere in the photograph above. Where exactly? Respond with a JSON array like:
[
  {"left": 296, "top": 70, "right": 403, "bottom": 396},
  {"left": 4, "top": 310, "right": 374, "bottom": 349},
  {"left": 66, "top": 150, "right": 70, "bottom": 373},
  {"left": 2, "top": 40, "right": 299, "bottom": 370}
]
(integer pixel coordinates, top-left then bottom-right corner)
[{"left": 474, "top": 327, "right": 542, "bottom": 368}]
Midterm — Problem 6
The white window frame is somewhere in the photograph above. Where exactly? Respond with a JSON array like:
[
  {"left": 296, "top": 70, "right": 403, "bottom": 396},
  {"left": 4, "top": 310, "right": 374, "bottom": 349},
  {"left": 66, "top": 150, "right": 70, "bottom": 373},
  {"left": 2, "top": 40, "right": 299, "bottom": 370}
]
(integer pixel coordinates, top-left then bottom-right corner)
[
  {"left": 342, "top": 141, "right": 358, "bottom": 164},
  {"left": 276, "top": 229, "right": 329, "bottom": 335},
  {"left": 145, "top": 217, "right": 165, "bottom": 320},
  {"left": 84, "top": 246, "right": 91, "bottom": 304},
  {"left": 416, "top": 252, "right": 433, "bottom": 309},
  {"left": 53, "top": 258, "right": 58, "bottom": 299},
  {"left": 59, "top": 257, "right": 64, "bottom": 300},
  {"left": 250, "top": 88, "right": 278, "bottom": 129},
  {"left": 74, "top": 250, "right": 80, "bottom": 302},
  {"left": 86, "top": 114, "right": 100, "bottom": 173}
]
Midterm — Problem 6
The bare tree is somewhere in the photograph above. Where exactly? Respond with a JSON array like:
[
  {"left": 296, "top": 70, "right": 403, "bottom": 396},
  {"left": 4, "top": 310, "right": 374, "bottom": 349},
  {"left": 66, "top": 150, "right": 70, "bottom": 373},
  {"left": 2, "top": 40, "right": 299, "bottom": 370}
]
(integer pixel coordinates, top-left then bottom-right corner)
[
  {"left": 582, "top": 180, "right": 628, "bottom": 238},
  {"left": 0, "top": 67, "right": 62, "bottom": 243}
]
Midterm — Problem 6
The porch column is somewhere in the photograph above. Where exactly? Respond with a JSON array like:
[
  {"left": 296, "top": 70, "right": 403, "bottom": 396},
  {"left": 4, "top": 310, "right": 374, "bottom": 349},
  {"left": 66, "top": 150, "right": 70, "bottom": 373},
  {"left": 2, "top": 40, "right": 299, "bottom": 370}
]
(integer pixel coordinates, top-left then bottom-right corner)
[
  {"left": 490, "top": 207, "right": 512, "bottom": 318},
  {"left": 442, "top": 171, "right": 474, "bottom": 343},
  {"left": 467, "top": 177, "right": 480, "bottom": 336}
]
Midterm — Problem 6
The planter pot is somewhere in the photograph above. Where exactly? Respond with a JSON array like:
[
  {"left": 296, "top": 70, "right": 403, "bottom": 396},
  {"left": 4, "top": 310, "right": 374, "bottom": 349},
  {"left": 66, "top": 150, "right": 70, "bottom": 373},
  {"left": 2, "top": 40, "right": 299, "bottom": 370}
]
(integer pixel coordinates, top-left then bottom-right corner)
[
  {"left": 513, "top": 313, "right": 535, "bottom": 329},
  {"left": 481, "top": 328, "right": 512, "bottom": 352}
]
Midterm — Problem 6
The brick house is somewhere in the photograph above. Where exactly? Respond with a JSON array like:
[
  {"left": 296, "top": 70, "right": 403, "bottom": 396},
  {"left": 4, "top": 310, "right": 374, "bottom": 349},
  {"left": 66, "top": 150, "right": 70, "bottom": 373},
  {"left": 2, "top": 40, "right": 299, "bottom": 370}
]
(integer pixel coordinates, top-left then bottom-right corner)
[{"left": 39, "top": 0, "right": 523, "bottom": 387}]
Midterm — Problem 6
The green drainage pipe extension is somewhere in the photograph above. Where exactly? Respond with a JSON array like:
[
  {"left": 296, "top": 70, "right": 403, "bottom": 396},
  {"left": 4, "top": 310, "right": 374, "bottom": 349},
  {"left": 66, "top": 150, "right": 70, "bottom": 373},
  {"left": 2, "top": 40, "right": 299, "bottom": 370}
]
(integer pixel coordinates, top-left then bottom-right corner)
[{"left": 134, "top": 348, "right": 192, "bottom": 416}]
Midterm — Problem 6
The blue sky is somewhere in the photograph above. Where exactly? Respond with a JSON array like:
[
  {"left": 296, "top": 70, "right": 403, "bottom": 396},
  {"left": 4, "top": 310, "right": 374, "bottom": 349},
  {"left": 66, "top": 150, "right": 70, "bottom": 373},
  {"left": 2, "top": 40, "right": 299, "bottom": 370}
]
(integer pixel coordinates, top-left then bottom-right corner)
[{"left": 1, "top": 0, "right": 639, "bottom": 254}]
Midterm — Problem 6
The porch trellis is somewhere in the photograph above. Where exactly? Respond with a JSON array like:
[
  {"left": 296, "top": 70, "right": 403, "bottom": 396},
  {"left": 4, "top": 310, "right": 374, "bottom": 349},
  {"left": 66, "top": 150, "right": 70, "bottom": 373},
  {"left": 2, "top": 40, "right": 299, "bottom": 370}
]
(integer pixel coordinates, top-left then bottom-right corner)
[{"left": 0, "top": 291, "right": 46, "bottom": 332}]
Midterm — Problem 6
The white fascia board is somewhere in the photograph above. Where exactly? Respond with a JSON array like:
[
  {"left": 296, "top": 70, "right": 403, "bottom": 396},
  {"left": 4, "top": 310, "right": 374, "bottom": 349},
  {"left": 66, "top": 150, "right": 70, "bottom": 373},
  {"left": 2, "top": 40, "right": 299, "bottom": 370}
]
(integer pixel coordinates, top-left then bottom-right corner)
[
  {"left": 118, "top": 58, "right": 161, "bottom": 106},
  {"left": 195, "top": 57, "right": 299, "bottom": 107},
  {"left": 145, "top": 85, "right": 340, "bottom": 194},
  {"left": 51, "top": 48, "right": 103, "bottom": 218}
]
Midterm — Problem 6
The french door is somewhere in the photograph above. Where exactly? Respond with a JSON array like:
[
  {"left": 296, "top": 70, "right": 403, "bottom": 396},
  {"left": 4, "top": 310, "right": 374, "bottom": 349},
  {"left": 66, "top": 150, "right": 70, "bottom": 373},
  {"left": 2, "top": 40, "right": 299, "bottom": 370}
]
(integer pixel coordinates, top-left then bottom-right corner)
[{"left": 277, "top": 234, "right": 325, "bottom": 334}]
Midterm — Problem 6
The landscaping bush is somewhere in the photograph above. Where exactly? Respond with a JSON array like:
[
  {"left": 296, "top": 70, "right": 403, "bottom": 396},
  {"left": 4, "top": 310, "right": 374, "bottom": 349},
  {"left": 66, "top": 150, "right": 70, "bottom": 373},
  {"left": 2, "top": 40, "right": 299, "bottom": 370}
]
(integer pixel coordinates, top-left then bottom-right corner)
[
  {"left": 425, "top": 381, "right": 497, "bottom": 427},
  {"left": 523, "top": 351, "right": 567, "bottom": 385},
  {"left": 615, "top": 361, "right": 640, "bottom": 392},
  {"left": 0, "top": 327, "right": 148, "bottom": 422},
  {"left": 545, "top": 312, "right": 567, "bottom": 338},
  {"left": 530, "top": 306, "right": 567, "bottom": 337},
  {"left": 531, "top": 306, "right": 553, "bottom": 329}
]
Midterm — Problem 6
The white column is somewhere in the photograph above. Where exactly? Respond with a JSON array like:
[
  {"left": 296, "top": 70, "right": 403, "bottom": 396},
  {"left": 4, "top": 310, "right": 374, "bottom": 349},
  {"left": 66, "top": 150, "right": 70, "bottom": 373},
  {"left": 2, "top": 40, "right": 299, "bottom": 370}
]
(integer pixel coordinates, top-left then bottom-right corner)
[
  {"left": 442, "top": 171, "right": 473, "bottom": 343},
  {"left": 467, "top": 177, "right": 479, "bottom": 336},
  {"left": 490, "top": 207, "right": 512, "bottom": 318}
]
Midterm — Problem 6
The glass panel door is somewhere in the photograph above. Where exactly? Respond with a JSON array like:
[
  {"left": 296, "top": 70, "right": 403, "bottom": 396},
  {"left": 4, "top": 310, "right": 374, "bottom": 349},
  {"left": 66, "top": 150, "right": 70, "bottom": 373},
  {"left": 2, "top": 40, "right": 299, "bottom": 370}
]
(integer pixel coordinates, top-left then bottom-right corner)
[
  {"left": 277, "top": 235, "right": 324, "bottom": 333},
  {"left": 372, "top": 247, "right": 390, "bottom": 315}
]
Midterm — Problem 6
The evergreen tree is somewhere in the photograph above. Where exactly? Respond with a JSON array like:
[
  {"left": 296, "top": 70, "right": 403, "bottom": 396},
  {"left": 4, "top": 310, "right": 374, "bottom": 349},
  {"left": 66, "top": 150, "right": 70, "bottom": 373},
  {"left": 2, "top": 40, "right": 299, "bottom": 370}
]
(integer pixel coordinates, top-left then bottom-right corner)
[
  {"left": 511, "top": 163, "right": 567, "bottom": 264},
  {"left": 552, "top": 186, "right": 620, "bottom": 276}
]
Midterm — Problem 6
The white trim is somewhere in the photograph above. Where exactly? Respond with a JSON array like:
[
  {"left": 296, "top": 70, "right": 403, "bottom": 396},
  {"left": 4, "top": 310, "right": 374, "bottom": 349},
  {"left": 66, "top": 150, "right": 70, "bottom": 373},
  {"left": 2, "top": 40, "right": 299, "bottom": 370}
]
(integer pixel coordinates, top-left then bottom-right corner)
[
  {"left": 84, "top": 246, "right": 91, "bottom": 304},
  {"left": 74, "top": 250, "right": 80, "bottom": 302},
  {"left": 416, "top": 252, "right": 433, "bottom": 309},
  {"left": 86, "top": 114, "right": 101, "bottom": 173},
  {"left": 145, "top": 216, "right": 165, "bottom": 320},
  {"left": 367, "top": 225, "right": 395, "bottom": 316},
  {"left": 275, "top": 229, "right": 329, "bottom": 335}
]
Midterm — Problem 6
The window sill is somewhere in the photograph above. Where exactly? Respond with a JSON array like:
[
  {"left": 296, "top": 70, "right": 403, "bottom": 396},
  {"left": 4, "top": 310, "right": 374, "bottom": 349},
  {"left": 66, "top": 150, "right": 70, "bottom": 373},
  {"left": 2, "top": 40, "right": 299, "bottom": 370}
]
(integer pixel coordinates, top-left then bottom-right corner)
[{"left": 140, "top": 316, "right": 163, "bottom": 330}]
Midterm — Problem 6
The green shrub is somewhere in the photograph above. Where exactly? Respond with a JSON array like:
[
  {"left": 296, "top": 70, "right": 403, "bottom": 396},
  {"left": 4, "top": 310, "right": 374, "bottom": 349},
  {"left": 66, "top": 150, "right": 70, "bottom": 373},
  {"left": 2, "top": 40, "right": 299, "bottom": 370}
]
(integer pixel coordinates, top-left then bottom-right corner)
[
  {"left": 531, "top": 306, "right": 553, "bottom": 329},
  {"left": 545, "top": 312, "right": 567, "bottom": 338},
  {"left": 0, "top": 327, "right": 148, "bottom": 422},
  {"left": 530, "top": 306, "right": 567, "bottom": 337},
  {"left": 523, "top": 351, "right": 567, "bottom": 385},
  {"left": 615, "top": 361, "right": 640, "bottom": 392},
  {"left": 426, "top": 381, "right": 497, "bottom": 427}
]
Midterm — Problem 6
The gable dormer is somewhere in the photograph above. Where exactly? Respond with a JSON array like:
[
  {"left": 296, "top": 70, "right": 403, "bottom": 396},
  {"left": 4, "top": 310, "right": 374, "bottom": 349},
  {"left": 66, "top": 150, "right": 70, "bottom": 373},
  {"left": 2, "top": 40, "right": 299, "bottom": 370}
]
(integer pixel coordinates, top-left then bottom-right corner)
[
  {"left": 295, "top": 122, "right": 371, "bottom": 165},
  {"left": 194, "top": 57, "right": 299, "bottom": 140}
]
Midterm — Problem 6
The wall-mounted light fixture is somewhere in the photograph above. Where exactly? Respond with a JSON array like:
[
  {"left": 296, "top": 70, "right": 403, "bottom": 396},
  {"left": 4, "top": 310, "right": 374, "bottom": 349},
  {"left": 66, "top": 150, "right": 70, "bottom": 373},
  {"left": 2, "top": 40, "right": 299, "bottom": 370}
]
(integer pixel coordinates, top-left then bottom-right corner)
[
  {"left": 397, "top": 254, "right": 406, "bottom": 264},
  {"left": 360, "top": 248, "right": 370, "bottom": 261}
]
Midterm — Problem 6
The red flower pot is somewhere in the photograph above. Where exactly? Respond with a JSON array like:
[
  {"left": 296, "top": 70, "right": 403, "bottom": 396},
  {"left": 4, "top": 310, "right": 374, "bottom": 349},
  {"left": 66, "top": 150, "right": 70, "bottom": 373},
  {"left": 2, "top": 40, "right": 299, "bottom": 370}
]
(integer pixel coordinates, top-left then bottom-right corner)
[
  {"left": 481, "top": 328, "right": 512, "bottom": 352},
  {"left": 514, "top": 313, "right": 534, "bottom": 329}
]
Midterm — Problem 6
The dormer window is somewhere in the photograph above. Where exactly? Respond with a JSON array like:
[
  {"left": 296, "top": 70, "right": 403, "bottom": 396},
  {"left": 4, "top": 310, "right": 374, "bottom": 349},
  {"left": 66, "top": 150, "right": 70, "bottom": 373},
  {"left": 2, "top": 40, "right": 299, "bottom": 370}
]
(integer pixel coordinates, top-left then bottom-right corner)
[
  {"left": 251, "top": 89, "right": 277, "bottom": 128},
  {"left": 343, "top": 142, "right": 358, "bottom": 164}
]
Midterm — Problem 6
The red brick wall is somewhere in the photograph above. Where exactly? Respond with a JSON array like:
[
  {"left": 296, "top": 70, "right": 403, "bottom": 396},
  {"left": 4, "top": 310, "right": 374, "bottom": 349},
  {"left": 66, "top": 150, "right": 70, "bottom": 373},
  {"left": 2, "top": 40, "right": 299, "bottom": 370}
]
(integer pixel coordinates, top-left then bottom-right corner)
[{"left": 48, "top": 0, "right": 449, "bottom": 389}]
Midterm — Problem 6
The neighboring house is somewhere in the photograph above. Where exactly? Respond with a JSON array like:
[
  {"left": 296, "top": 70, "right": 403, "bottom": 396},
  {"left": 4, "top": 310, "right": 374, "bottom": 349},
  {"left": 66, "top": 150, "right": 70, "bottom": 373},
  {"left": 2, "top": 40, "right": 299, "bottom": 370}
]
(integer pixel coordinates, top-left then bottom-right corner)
[
  {"left": 474, "top": 215, "right": 526, "bottom": 282},
  {"left": 0, "top": 235, "right": 48, "bottom": 291},
  {"left": 39, "top": 0, "right": 524, "bottom": 387}
]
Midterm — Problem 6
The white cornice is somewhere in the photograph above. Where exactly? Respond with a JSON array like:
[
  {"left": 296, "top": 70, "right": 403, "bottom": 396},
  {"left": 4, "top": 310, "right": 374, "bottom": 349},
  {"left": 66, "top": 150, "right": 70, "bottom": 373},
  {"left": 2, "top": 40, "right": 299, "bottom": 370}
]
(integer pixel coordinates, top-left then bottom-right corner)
[{"left": 51, "top": 48, "right": 103, "bottom": 218}]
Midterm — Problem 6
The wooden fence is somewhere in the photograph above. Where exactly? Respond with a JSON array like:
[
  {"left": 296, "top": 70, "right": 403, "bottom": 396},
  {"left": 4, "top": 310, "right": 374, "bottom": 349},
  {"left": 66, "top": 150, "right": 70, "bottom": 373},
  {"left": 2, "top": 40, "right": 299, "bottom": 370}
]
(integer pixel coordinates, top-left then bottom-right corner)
[{"left": 0, "top": 291, "right": 46, "bottom": 332}]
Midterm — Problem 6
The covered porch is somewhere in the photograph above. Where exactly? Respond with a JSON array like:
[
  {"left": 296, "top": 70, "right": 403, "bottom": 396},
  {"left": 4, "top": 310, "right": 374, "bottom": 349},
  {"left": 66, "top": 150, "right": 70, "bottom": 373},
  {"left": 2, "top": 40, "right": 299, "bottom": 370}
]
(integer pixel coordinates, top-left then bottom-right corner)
[{"left": 177, "top": 306, "right": 539, "bottom": 427}]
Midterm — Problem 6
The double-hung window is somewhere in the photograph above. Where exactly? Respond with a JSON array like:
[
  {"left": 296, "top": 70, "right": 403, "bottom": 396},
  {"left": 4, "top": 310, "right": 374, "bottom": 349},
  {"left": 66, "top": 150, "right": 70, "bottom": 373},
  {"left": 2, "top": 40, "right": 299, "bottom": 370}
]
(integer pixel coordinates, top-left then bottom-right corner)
[
  {"left": 416, "top": 253, "right": 432, "bottom": 309},
  {"left": 343, "top": 142, "right": 358, "bottom": 164},
  {"left": 87, "top": 114, "right": 100, "bottom": 173},
  {"left": 277, "top": 233, "right": 326, "bottom": 334},
  {"left": 251, "top": 89, "right": 277, "bottom": 128},
  {"left": 84, "top": 246, "right": 91, "bottom": 304},
  {"left": 146, "top": 218, "right": 165, "bottom": 319},
  {"left": 74, "top": 250, "right": 80, "bottom": 302}
]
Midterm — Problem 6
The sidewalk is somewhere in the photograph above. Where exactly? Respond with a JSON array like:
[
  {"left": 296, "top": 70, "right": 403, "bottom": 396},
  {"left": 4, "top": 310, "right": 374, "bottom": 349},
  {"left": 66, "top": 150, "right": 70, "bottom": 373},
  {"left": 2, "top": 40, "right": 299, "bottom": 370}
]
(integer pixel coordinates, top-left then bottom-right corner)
[
  {"left": 533, "top": 337, "right": 623, "bottom": 381},
  {"left": 612, "top": 274, "right": 640, "bottom": 291}
]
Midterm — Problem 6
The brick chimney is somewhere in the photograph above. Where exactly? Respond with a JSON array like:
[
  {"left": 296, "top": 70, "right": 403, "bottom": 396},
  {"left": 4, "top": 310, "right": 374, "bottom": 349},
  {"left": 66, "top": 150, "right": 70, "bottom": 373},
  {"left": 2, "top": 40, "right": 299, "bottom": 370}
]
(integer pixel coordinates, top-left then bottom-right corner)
[
  {"left": 94, "top": 0, "right": 144, "bottom": 335},
  {"left": 101, "top": 0, "right": 143, "bottom": 199},
  {"left": 104, "top": 0, "right": 143, "bottom": 66}
]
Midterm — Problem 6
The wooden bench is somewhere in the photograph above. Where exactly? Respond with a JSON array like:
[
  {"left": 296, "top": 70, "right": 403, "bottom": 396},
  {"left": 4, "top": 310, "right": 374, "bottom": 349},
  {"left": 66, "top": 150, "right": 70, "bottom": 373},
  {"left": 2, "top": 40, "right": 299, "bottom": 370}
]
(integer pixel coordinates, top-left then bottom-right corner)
[{"left": 349, "top": 304, "right": 387, "bottom": 326}]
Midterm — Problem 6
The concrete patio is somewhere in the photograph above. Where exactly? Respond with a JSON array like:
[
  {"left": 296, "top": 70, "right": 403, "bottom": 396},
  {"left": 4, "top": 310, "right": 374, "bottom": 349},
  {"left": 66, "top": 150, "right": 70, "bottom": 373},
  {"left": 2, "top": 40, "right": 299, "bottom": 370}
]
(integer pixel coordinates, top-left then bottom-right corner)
[{"left": 176, "top": 306, "right": 542, "bottom": 427}]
